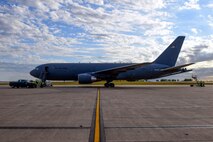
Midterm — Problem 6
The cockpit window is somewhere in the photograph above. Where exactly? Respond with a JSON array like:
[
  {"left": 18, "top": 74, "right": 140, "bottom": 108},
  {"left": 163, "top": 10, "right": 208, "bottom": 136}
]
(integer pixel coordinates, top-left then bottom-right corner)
[{"left": 35, "top": 68, "right": 39, "bottom": 70}]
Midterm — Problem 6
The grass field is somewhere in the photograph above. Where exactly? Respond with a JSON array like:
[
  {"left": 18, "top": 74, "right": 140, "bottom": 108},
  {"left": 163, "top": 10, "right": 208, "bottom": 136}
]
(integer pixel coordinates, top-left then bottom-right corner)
[{"left": 0, "top": 82, "right": 9, "bottom": 85}]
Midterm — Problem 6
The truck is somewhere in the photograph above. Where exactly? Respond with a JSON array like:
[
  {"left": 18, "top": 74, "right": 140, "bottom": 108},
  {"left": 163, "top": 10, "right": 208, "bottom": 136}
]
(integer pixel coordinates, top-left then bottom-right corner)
[
  {"left": 190, "top": 75, "right": 205, "bottom": 87},
  {"left": 9, "top": 80, "right": 37, "bottom": 88}
]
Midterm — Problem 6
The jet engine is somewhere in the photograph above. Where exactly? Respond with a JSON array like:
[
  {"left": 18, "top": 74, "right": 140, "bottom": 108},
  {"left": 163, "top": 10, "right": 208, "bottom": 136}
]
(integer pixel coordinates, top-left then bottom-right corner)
[{"left": 78, "top": 73, "right": 97, "bottom": 84}]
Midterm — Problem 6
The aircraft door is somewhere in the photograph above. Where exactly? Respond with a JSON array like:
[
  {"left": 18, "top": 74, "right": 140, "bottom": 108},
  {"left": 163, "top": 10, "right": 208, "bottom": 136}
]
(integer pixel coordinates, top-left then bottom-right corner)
[{"left": 39, "top": 66, "right": 49, "bottom": 82}]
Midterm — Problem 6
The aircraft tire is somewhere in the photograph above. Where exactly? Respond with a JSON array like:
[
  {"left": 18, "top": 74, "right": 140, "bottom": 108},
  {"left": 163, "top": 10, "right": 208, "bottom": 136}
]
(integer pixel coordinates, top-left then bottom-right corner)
[
  {"left": 104, "top": 83, "right": 115, "bottom": 88},
  {"left": 104, "top": 83, "right": 109, "bottom": 88},
  {"left": 109, "top": 83, "right": 115, "bottom": 88}
]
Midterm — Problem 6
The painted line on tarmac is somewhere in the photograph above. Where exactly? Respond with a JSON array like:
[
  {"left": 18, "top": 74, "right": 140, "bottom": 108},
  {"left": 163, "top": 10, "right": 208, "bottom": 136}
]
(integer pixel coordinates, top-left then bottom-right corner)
[
  {"left": 89, "top": 88, "right": 105, "bottom": 142},
  {"left": 0, "top": 126, "right": 89, "bottom": 129},
  {"left": 105, "top": 125, "right": 213, "bottom": 129}
]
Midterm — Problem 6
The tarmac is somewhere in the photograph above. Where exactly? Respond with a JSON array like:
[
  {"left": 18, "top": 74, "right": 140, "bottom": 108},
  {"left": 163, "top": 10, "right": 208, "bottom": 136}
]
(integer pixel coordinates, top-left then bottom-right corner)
[{"left": 0, "top": 85, "right": 213, "bottom": 142}]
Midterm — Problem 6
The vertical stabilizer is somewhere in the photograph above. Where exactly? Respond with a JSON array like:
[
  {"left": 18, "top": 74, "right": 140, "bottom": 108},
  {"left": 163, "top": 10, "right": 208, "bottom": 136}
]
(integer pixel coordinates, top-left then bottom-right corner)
[{"left": 154, "top": 36, "right": 185, "bottom": 67}]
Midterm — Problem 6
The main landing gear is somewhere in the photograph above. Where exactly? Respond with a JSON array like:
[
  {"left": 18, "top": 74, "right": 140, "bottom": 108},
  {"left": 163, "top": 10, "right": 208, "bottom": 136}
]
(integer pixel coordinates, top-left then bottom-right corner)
[{"left": 104, "top": 81, "right": 115, "bottom": 88}]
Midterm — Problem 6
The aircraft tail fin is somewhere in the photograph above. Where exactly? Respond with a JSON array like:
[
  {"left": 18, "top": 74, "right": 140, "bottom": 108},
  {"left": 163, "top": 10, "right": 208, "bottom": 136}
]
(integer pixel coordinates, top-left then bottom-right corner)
[{"left": 154, "top": 36, "right": 185, "bottom": 67}]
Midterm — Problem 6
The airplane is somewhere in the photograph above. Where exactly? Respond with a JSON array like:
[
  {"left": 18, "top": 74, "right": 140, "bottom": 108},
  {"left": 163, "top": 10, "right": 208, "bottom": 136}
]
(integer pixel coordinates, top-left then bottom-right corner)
[{"left": 30, "top": 36, "right": 194, "bottom": 87}]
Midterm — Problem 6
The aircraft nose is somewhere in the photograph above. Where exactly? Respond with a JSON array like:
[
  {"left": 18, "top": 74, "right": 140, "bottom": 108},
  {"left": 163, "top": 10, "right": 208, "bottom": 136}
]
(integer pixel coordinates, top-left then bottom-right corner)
[{"left": 30, "top": 69, "right": 37, "bottom": 77}]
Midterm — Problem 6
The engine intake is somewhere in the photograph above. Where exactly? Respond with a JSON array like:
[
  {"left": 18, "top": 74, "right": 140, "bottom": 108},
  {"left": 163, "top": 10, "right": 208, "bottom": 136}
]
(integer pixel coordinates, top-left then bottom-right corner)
[{"left": 78, "top": 73, "right": 97, "bottom": 84}]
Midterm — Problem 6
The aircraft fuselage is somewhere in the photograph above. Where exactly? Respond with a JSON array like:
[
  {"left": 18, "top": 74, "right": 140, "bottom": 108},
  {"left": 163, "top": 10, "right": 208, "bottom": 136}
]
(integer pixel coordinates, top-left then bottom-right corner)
[
  {"left": 30, "top": 36, "right": 193, "bottom": 87},
  {"left": 31, "top": 63, "right": 169, "bottom": 81}
]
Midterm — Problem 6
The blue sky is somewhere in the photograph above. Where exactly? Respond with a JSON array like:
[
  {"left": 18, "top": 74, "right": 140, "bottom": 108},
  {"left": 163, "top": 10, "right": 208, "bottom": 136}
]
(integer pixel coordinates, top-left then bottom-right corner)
[{"left": 0, "top": 0, "right": 213, "bottom": 81}]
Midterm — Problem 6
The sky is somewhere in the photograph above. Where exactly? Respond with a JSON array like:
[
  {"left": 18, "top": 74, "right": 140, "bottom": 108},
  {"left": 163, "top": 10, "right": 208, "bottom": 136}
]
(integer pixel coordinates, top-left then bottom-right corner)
[{"left": 0, "top": 0, "right": 213, "bottom": 81}]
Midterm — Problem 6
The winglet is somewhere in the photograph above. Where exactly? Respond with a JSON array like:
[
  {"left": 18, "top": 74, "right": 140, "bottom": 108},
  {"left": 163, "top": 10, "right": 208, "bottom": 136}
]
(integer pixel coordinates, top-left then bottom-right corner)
[{"left": 154, "top": 36, "right": 185, "bottom": 67}]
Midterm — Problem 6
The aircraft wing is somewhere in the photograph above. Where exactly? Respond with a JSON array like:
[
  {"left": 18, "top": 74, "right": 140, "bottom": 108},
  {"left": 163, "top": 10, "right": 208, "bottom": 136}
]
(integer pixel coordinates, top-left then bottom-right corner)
[
  {"left": 93, "top": 62, "right": 151, "bottom": 75},
  {"left": 159, "top": 69, "right": 193, "bottom": 78},
  {"left": 157, "top": 63, "right": 194, "bottom": 78},
  {"left": 160, "top": 63, "right": 194, "bottom": 72}
]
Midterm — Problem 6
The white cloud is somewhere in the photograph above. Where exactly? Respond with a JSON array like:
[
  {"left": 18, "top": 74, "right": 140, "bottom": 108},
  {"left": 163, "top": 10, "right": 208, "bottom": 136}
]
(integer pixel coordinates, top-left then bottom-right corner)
[
  {"left": 111, "top": 0, "right": 166, "bottom": 11},
  {"left": 206, "top": 3, "right": 213, "bottom": 8},
  {"left": 178, "top": 36, "right": 213, "bottom": 67},
  {"left": 179, "top": 0, "right": 200, "bottom": 10},
  {"left": 207, "top": 15, "right": 213, "bottom": 28},
  {"left": 190, "top": 60, "right": 213, "bottom": 69},
  {"left": 0, "top": 62, "right": 36, "bottom": 81},
  {"left": 0, "top": 0, "right": 213, "bottom": 80},
  {"left": 85, "top": 0, "right": 104, "bottom": 5},
  {"left": 191, "top": 28, "right": 198, "bottom": 34}
]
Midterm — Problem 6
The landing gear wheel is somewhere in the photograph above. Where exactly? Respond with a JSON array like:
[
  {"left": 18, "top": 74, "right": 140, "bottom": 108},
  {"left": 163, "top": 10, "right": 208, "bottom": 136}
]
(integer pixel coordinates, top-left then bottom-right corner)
[
  {"left": 104, "top": 83, "right": 109, "bottom": 88},
  {"left": 104, "top": 83, "right": 115, "bottom": 88},
  {"left": 109, "top": 83, "right": 115, "bottom": 88}
]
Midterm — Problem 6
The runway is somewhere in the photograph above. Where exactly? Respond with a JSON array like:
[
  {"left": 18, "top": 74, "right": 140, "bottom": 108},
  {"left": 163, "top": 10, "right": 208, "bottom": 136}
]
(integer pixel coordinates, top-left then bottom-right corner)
[{"left": 0, "top": 85, "right": 213, "bottom": 141}]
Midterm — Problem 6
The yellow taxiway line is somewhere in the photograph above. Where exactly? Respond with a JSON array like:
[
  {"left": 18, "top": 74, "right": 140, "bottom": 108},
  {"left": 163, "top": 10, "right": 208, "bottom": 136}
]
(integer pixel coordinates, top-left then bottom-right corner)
[
  {"left": 94, "top": 88, "right": 100, "bottom": 142},
  {"left": 89, "top": 88, "right": 105, "bottom": 142}
]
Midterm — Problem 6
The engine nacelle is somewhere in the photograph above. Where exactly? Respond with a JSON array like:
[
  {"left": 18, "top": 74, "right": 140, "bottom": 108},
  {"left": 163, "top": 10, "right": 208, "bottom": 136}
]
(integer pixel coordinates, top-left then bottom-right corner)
[{"left": 78, "top": 73, "right": 97, "bottom": 84}]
